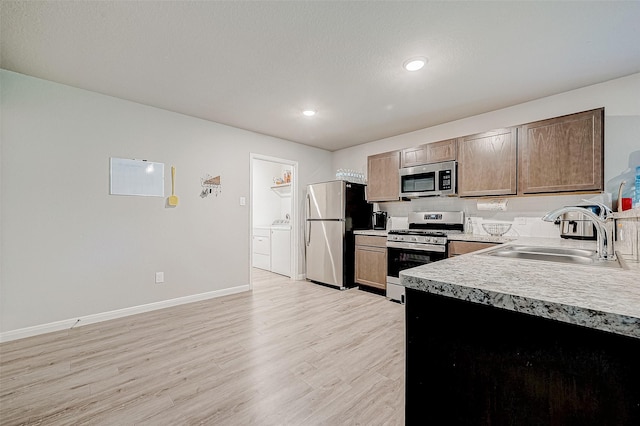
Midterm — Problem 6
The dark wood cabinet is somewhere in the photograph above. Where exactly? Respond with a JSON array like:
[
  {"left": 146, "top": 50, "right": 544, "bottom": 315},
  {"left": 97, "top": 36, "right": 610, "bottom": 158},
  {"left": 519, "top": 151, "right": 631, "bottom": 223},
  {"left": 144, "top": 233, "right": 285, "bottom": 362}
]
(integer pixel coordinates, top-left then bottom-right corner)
[
  {"left": 519, "top": 108, "right": 604, "bottom": 194},
  {"left": 406, "top": 288, "right": 640, "bottom": 425},
  {"left": 401, "top": 139, "right": 456, "bottom": 168},
  {"left": 458, "top": 127, "right": 518, "bottom": 197},
  {"left": 366, "top": 151, "right": 400, "bottom": 202}
]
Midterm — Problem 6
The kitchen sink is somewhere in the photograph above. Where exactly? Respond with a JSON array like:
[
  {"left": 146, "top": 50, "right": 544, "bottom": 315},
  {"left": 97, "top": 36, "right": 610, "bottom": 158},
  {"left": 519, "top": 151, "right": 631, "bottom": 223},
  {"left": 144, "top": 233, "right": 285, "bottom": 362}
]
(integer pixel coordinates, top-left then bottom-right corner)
[
  {"left": 506, "top": 246, "right": 595, "bottom": 257},
  {"left": 480, "top": 245, "right": 626, "bottom": 269}
]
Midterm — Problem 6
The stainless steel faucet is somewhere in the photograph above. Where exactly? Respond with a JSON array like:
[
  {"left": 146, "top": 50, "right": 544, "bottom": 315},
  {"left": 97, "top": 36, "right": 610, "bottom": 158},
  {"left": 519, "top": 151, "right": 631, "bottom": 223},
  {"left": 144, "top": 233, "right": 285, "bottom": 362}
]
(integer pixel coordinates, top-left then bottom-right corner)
[{"left": 542, "top": 204, "right": 616, "bottom": 261}]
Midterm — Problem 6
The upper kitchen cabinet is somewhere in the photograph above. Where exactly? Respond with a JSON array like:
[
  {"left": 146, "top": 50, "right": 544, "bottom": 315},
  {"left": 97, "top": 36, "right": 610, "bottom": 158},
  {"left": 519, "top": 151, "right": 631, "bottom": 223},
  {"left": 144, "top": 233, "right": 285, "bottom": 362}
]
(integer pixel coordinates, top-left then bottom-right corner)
[
  {"left": 458, "top": 127, "right": 518, "bottom": 197},
  {"left": 367, "top": 150, "right": 400, "bottom": 202},
  {"left": 401, "top": 139, "right": 457, "bottom": 168},
  {"left": 518, "top": 108, "right": 604, "bottom": 194}
]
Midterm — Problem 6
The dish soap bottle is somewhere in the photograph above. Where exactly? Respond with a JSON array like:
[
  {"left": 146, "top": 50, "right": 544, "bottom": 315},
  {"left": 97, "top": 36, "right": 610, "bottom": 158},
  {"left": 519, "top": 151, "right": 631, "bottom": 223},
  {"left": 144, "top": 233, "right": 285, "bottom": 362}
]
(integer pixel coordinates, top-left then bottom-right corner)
[
  {"left": 633, "top": 166, "right": 640, "bottom": 207},
  {"left": 465, "top": 217, "right": 473, "bottom": 234}
]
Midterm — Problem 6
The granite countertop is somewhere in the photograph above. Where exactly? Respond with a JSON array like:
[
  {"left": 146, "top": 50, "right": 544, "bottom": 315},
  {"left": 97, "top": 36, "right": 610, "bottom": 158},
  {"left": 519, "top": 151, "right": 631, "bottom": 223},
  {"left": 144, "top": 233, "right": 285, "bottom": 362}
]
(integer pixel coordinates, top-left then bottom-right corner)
[
  {"left": 354, "top": 231, "right": 513, "bottom": 241},
  {"left": 354, "top": 229, "right": 388, "bottom": 236},
  {"left": 401, "top": 237, "right": 640, "bottom": 339}
]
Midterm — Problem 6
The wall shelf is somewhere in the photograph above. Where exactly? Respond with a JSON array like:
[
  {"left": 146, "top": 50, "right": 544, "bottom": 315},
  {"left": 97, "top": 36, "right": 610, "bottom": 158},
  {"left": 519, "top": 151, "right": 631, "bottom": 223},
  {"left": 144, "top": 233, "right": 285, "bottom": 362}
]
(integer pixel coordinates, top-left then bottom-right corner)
[{"left": 270, "top": 183, "right": 291, "bottom": 197}]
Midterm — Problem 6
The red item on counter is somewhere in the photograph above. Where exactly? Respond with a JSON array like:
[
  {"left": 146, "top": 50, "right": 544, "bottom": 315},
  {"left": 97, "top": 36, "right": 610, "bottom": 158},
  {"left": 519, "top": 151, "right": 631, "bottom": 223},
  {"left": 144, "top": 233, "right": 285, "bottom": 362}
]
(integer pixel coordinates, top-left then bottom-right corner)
[{"left": 621, "top": 197, "right": 632, "bottom": 211}]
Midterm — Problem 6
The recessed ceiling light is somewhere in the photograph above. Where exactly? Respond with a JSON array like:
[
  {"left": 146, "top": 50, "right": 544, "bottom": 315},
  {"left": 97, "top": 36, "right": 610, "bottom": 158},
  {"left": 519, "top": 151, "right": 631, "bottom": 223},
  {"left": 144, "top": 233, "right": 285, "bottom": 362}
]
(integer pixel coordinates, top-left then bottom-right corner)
[
  {"left": 302, "top": 110, "right": 316, "bottom": 117},
  {"left": 403, "top": 57, "right": 427, "bottom": 71}
]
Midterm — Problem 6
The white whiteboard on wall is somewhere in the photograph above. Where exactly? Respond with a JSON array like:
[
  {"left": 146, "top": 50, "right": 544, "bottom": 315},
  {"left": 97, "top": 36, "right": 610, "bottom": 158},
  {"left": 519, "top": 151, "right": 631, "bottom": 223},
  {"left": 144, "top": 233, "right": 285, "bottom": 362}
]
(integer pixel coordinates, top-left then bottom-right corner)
[{"left": 110, "top": 158, "right": 165, "bottom": 197}]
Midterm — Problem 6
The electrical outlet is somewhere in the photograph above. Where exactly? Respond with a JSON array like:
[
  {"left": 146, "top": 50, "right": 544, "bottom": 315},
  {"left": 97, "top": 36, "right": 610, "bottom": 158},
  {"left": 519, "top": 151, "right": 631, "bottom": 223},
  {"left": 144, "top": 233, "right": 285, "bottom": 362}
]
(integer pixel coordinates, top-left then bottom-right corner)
[
  {"left": 515, "top": 217, "right": 527, "bottom": 226},
  {"left": 239, "top": 196, "right": 246, "bottom": 206},
  {"left": 155, "top": 272, "right": 164, "bottom": 283}
]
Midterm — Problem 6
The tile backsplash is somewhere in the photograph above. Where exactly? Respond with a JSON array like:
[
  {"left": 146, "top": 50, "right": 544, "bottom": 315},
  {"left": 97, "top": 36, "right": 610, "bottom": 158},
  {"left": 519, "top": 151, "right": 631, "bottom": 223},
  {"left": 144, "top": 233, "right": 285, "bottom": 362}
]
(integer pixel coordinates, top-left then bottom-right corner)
[
  {"left": 468, "top": 216, "right": 559, "bottom": 238},
  {"left": 378, "top": 193, "right": 601, "bottom": 239},
  {"left": 379, "top": 196, "right": 640, "bottom": 260}
]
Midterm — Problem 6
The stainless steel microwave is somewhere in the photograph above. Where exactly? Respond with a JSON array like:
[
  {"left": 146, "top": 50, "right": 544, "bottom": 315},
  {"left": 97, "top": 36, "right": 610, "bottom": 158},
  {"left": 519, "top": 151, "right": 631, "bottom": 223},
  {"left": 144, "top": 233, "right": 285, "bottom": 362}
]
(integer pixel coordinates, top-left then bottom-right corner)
[{"left": 399, "top": 160, "right": 457, "bottom": 198}]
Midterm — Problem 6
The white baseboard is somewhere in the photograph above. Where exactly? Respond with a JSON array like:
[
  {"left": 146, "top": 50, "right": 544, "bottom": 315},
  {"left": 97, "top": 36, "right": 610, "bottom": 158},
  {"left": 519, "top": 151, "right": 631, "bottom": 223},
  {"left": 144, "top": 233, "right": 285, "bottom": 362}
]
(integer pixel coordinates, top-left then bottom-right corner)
[{"left": 0, "top": 285, "right": 250, "bottom": 343}]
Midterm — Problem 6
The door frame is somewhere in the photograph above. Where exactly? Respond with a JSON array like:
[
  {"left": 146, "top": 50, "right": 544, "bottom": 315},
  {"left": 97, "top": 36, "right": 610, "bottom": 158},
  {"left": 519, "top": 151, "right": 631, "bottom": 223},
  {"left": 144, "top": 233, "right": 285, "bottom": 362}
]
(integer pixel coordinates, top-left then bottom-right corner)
[{"left": 249, "top": 153, "right": 299, "bottom": 287}]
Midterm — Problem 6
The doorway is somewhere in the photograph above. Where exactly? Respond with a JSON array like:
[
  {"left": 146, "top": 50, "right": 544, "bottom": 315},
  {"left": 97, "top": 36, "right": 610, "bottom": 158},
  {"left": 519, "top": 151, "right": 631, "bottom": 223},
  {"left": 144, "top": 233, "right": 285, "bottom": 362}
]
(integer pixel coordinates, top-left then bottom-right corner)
[{"left": 249, "top": 154, "right": 298, "bottom": 288}]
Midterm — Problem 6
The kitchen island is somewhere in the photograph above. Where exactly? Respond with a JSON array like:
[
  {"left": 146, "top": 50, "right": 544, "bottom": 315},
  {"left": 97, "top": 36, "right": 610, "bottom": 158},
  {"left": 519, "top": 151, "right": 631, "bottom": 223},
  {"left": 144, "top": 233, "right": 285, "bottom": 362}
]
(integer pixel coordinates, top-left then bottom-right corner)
[{"left": 401, "top": 237, "right": 640, "bottom": 424}]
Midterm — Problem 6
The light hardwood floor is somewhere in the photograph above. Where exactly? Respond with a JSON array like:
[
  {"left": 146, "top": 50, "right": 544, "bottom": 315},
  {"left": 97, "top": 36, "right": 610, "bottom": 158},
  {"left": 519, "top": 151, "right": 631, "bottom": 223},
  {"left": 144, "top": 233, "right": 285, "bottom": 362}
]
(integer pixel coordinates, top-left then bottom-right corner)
[{"left": 0, "top": 269, "right": 405, "bottom": 425}]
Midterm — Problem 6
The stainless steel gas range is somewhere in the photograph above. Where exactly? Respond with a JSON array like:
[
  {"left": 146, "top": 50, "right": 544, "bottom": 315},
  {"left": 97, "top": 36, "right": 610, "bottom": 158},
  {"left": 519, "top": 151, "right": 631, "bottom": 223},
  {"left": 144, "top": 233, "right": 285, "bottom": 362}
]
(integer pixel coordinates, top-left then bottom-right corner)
[{"left": 386, "top": 211, "right": 464, "bottom": 303}]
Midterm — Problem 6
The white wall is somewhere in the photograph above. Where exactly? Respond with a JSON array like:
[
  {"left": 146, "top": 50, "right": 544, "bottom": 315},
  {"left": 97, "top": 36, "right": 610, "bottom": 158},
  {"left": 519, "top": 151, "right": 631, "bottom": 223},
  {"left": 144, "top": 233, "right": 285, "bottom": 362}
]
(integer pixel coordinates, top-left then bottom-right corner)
[
  {"left": 252, "top": 159, "right": 285, "bottom": 227},
  {"left": 0, "top": 70, "right": 332, "bottom": 337},
  {"left": 333, "top": 73, "right": 640, "bottom": 219}
]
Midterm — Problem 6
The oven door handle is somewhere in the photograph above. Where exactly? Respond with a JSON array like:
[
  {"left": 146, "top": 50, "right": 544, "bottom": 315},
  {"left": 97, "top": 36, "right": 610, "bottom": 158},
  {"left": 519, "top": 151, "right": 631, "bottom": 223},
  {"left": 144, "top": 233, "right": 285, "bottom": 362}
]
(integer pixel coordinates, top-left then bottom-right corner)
[{"left": 386, "top": 241, "right": 446, "bottom": 253}]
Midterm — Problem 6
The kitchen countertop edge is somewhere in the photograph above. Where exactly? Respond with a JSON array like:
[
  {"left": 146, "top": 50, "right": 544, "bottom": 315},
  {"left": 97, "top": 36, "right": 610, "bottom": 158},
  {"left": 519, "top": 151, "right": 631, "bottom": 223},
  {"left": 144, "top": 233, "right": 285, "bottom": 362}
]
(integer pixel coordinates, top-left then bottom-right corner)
[
  {"left": 353, "top": 231, "right": 516, "bottom": 241},
  {"left": 354, "top": 229, "right": 388, "bottom": 236},
  {"left": 401, "top": 237, "right": 640, "bottom": 339}
]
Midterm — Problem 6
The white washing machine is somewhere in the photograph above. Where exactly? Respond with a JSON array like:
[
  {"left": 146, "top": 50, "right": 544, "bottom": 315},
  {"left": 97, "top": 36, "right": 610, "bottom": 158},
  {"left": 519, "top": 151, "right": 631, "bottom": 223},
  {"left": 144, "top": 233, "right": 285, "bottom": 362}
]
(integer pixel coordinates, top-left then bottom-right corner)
[{"left": 270, "top": 221, "right": 291, "bottom": 277}]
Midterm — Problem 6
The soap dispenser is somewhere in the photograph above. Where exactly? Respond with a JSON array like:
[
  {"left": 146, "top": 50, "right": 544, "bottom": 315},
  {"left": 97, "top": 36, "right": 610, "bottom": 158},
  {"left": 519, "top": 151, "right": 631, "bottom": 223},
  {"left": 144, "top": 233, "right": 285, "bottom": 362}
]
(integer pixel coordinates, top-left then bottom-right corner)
[{"left": 465, "top": 217, "right": 474, "bottom": 234}]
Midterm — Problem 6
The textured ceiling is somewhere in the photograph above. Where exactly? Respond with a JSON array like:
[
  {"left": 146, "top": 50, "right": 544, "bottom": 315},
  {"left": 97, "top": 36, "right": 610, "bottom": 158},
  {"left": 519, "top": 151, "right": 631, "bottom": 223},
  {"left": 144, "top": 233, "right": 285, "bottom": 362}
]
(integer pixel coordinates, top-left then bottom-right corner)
[{"left": 2, "top": 1, "right": 640, "bottom": 151}]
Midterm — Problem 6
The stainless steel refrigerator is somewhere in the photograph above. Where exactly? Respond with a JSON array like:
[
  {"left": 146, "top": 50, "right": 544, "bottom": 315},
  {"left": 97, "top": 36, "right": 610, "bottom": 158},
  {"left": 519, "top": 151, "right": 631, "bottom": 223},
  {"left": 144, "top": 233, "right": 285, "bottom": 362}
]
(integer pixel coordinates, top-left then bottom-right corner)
[{"left": 305, "top": 180, "right": 372, "bottom": 289}]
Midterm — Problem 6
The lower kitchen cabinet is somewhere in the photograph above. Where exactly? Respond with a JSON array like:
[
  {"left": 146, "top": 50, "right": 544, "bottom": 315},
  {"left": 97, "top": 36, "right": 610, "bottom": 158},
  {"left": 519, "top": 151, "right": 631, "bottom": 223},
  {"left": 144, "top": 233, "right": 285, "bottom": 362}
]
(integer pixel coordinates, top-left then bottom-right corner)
[
  {"left": 448, "top": 240, "right": 498, "bottom": 257},
  {"left": 406, "top": 288, "right": 640, "bottom": 425},
  {"left": 354, "top": 235, "right": 387, "bottom": 290}
]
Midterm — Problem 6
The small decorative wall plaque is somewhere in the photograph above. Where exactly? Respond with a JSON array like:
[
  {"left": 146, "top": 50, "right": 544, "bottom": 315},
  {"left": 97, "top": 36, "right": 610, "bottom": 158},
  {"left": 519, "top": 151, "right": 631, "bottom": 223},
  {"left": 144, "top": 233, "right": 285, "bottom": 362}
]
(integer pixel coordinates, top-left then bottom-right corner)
[{"left": 200, "top": 174, "right": 221, "bottom": 198}]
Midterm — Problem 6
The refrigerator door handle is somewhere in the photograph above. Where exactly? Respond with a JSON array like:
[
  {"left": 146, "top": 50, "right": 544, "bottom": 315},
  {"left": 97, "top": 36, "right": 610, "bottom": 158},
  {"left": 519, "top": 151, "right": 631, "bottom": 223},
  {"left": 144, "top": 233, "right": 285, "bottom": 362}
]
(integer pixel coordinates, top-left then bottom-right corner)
[{"left": 305, "top": 193, "right": 311, "bottom": 246}]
